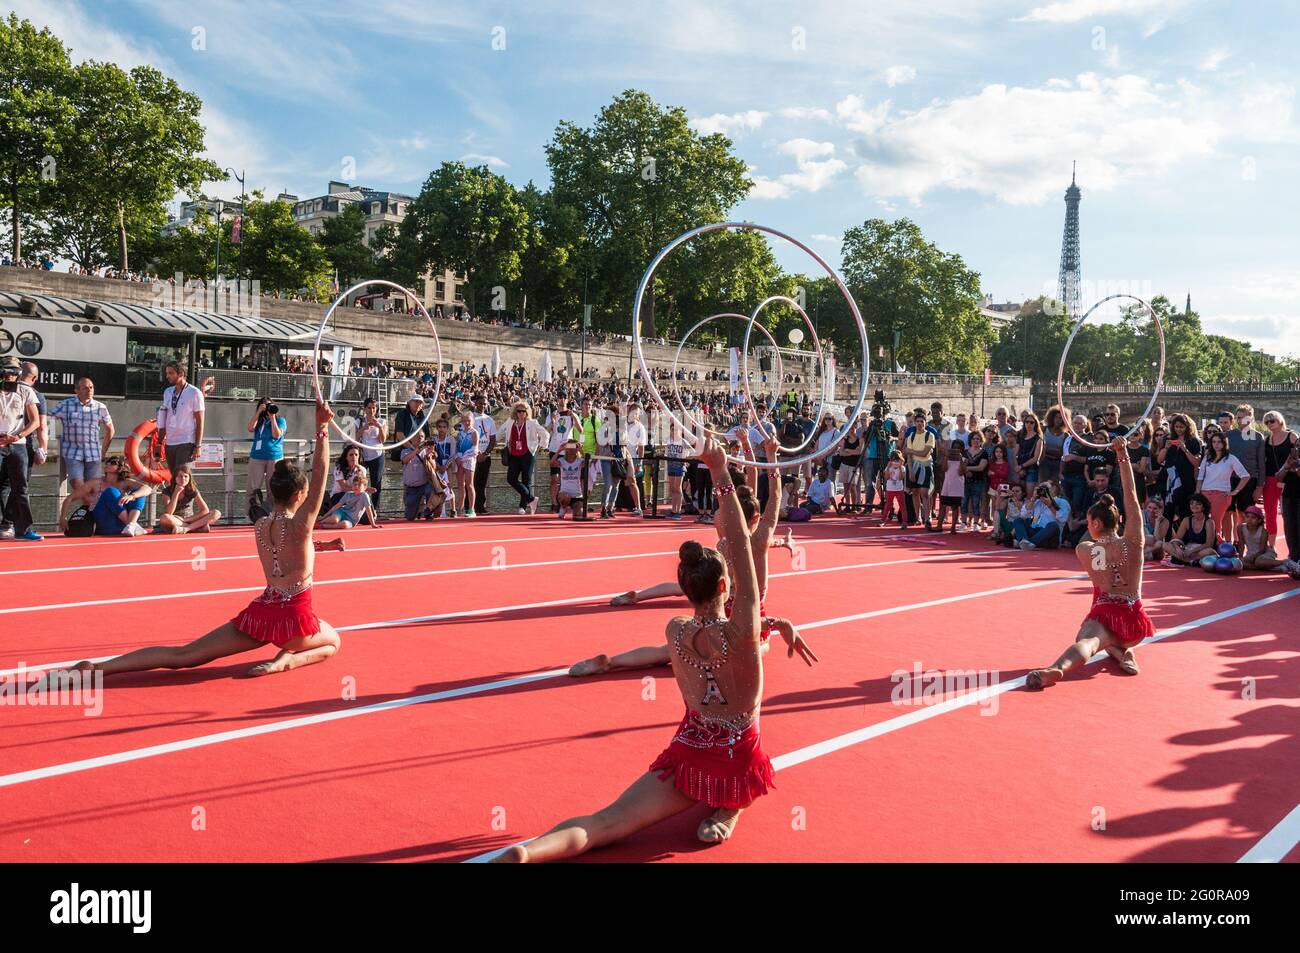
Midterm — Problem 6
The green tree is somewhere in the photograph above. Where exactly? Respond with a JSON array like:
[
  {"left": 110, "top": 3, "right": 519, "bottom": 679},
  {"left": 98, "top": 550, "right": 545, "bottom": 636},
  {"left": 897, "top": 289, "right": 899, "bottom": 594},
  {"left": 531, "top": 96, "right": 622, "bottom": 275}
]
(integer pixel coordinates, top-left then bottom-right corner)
[
  {"left": 232, "top": 195, "right": 332, "bottom": 299},
  {"left": 394, "top": 161, "right": 530, "bottom": 316},
  {"left": 545, "top": 89, "right": 752, "bottom": 338},
  {"left": 56, "top": 60, "right": 220, "bottom": 271},
  {"left": 316, "top": 203, "right": 375, "bottom": 288},
  {"left": 0, "top": 14, "right": 75, "bottom": 261},
  {"left": 515, "top": 183, "right": 580, "bottom": 328},
  {"left": 839, "top": 218, "right": 993, "bottom": 374}
]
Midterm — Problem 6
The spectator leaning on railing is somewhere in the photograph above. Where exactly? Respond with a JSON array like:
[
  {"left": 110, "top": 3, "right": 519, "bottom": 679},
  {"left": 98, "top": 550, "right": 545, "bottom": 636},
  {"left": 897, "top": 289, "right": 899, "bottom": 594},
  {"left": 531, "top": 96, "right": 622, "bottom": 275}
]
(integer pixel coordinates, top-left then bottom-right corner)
[{"left": 49, "top": 376, "right": 115, "bottom": 490}]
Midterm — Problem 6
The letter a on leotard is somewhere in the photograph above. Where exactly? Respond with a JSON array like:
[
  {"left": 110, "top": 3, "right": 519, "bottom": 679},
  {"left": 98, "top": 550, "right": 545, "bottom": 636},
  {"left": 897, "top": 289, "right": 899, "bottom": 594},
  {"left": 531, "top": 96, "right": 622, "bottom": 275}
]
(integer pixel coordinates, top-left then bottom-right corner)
[{"left": 701, "top": 672, "right": 727, "bottom": 706}]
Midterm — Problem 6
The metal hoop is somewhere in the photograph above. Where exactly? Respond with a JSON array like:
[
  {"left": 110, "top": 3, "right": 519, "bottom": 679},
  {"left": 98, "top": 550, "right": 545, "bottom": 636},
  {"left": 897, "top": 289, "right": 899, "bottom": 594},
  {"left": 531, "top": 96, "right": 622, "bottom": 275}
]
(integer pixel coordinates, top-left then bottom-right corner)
[
  {"left": 741, "top": 295, "right": 826, "bottom": 458},
  {"left": 669, "top": 312, "right": 783, "bottom": 440},
  {"left": 1056, "top": 293, "right": 1165, "bottom": 451},
  {"left": 311, "top": 279, "right": 443, "bottom": 453},
  {"left": 632, "top": 222, "right": 869, "bottom": 470}
]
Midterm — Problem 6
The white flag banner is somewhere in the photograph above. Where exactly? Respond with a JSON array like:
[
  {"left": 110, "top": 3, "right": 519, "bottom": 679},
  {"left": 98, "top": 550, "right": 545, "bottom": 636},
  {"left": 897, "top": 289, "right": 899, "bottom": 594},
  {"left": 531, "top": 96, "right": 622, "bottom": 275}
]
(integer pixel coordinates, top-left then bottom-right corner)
[
  {"left": 729, "top": 347, "right": 739, "bottom": 396},
  {"left": 824, "top": 356, "right": 837, "bottom": 403}
]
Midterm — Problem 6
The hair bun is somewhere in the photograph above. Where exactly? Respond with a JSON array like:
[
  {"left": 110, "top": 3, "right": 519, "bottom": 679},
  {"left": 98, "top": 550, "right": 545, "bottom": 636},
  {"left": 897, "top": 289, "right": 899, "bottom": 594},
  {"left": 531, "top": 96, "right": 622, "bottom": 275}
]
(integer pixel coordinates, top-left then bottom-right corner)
[
  {"left": 679, "top": 540, "right": 704, "bottom": 566},
  {"left": 1099, "top": 493, "right": 1115, "bottom": 506}
]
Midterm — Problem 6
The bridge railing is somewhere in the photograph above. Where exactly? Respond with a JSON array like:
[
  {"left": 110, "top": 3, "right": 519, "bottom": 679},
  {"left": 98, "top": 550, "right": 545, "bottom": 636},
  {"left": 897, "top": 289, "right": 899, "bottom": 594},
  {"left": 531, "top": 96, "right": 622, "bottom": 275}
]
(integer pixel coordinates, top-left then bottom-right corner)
[{"left": 1054, "top": 382, "right": 1300, "bottom": 394}]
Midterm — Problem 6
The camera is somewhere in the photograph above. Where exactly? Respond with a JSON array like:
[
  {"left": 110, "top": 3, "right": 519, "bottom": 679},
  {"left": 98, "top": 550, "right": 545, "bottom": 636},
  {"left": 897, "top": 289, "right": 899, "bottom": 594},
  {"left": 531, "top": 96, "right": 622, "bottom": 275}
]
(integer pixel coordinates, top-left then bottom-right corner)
[{"left": 870, "top": 389, "right": 890, "bottom": 419}]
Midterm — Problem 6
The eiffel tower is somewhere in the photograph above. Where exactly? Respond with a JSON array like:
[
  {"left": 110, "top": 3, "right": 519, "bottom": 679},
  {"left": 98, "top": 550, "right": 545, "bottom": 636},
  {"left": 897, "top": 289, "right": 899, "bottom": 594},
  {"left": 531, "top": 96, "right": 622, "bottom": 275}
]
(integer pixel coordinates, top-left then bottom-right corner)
[{"left": 1057, "top": 162, "right": 1082, "bottom": 317}]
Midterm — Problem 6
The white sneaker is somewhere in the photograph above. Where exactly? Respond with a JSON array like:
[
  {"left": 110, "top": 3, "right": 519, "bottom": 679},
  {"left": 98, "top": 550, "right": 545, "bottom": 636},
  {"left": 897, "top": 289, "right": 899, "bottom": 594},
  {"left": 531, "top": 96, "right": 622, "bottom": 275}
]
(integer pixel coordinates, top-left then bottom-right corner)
[
  {"left": 557, "top": 506, "right": 567, "bottom": 520},
  {"left": 0, "top": 527, "right": 14, "bottom": 540},
  {"left": 1017, "top": 539, "right": 1034, "bottom": 551},
  {"left": 527, "top": 499, "right": 538, "bottom": 515},
  {"left": 631, "top": 508, "right": 643, "bottom": 517},
  {"left": 122, "top": 522, "right": 148, "bottom": 537}
]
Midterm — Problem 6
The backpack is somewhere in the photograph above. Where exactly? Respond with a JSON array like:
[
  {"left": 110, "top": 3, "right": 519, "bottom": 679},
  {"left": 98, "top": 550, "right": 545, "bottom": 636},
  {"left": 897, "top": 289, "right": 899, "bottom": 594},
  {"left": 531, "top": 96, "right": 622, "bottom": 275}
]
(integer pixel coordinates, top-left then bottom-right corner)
[{"left": 65, "top": 505, "right": 96, "bottom": 537}]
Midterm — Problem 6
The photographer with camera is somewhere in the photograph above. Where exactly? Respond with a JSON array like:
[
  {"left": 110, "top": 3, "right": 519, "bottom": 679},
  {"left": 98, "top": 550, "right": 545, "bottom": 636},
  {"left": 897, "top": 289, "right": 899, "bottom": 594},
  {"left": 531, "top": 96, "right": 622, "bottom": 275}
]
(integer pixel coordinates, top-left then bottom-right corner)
[
  {"left": 861, "top": 391, "right": 897, "bottom": 513},
  {"left": 247, "top": 397, "right": 287, "bottom": 502},
  {"left": 1013, "top": 481, "right": 1070, "bottom": 551}
]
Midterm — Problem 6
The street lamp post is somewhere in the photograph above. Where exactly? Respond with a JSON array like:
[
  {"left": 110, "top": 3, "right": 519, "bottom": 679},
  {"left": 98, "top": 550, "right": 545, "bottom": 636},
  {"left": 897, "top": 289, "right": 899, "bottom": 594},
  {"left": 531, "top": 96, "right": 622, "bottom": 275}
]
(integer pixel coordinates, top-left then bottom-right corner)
[{"left": 215, "top": 167, "right": 246, "bottom": 311}]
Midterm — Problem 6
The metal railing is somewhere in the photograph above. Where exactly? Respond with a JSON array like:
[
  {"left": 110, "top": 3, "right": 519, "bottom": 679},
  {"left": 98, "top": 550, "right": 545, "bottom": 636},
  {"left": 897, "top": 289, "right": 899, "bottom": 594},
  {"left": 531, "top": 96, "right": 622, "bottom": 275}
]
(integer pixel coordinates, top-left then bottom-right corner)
[
  {"left": 1053, "top": 381, "right": 1300, "bottom": 394},
  {"left": 200, "top": 369, "right": 416, "bottom": 406}
]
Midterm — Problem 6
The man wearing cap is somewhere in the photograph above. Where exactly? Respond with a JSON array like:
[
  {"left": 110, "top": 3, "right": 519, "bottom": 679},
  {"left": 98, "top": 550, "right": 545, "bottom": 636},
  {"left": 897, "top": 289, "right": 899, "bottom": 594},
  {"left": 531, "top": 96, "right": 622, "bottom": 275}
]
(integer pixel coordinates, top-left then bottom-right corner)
[
  {"left": 392, "top": 392, "right": 431, "bottom": 459},
  {"left": 0, "top": 356, "right": 42, "bottom": 540}
]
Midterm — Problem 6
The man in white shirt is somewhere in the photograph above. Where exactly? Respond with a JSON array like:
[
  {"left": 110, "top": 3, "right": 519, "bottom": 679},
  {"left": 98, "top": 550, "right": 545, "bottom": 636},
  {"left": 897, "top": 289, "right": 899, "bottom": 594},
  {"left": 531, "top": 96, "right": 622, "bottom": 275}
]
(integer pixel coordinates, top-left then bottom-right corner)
[
  {"left": 622, "top": 402, "right": 648, "bottom": 516},
  {"left": 951, "top": 414, "right": 971, "bottom": 448},
  {"left": 470, "top": 392, "right": 498, "bottom": 514},
  {"left": 0, "top": 356, "right": 42, "bottom": 540},
  {"left": 156, "top": 361, "right": 205, "bottom": 492}
]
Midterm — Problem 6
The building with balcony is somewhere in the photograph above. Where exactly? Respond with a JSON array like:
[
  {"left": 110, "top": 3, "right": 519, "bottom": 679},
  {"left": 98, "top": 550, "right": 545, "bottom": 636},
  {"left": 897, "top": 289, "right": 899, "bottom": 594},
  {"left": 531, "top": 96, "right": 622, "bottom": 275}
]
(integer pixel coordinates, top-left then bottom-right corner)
[{"left": 290, "top": 181, "right": 466, "bottom": 316}]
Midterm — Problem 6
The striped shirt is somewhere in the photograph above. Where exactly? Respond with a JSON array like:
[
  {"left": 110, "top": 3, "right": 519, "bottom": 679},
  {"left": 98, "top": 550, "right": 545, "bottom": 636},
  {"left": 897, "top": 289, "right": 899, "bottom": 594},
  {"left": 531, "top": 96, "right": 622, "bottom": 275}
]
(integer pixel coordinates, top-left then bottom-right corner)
[{"left": 50, "top": 397, "right": 113, "bottom": 462}]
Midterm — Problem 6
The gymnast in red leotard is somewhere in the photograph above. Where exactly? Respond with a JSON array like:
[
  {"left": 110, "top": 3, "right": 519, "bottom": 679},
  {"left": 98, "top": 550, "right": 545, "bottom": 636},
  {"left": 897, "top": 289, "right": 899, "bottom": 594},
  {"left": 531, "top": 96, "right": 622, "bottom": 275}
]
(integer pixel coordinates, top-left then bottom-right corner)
[
  {"left": 38, "top": 401, "right": 343, "bottom": 685},
  {"left": 495, "top": 437, "right": 774, "bottom": 861},
  {"left": 1027, "top": 436, "right": 1152, "bottom": 689},
  {"left": 570, "top": 432, "right": 816, "bottom": 678}
]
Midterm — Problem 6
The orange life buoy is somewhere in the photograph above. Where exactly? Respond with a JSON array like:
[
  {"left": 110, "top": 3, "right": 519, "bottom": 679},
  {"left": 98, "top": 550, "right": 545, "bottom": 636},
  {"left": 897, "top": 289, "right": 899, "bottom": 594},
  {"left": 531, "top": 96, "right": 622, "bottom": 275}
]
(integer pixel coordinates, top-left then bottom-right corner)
[{"left": 124, "top": 419, "right": 172, "bottom": 485}]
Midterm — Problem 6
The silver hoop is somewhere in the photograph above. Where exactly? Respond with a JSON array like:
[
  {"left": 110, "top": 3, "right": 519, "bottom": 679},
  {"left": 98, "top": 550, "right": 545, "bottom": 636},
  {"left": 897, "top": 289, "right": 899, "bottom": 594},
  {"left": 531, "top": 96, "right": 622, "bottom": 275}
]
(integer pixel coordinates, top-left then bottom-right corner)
[
  {"left": 1056, "top": 293, "right": 1165, "bottom": 451},
  {"left": 670, "top": 312, "right": 783, "bottom": 440},
  {"left": 311, "top": 279, "right": 443, "bottom": 453},
  {"left": 632, "top": 222, "right": 869, "bottom": 470},
  {"left": 741, "top": 295, "right": 826, "bottom": 458}
]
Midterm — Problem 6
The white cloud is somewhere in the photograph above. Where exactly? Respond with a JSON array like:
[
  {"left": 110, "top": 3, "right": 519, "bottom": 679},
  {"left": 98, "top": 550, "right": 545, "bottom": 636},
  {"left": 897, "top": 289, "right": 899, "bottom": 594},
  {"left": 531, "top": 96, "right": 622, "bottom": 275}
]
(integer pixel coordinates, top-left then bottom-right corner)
[
  {"left": 1199, "top": 48, "right": 1229, "bottom": 71},
  {"left": 836, "top": 95, "right": 892, "bottom": 135},
  {"left": 690, "top": 110, "right": 768, "bottom": 136},
  {"left": 750, "top": 140, "right": 847, "bottom": 200},
  {"left": 810, "top": 233, "right": 842, "bottom": 243},
  {"left": 779, "top": 106, "right": 833, "bottom": 121},
  {"left": 460, "top": 153, "right": 511, "bottom": 169},
  {"left": 848, "top": 73, "right": 1240, "bottom": 205},
  {"left": 884, "top": 65, "right": 917, "bottom": 87},
  {"left": 1201, "top": 314, "right": 1300, "bottom": 359},
  {"left": 1017, "top": 0, "right": 1189, "bottom": 23}
]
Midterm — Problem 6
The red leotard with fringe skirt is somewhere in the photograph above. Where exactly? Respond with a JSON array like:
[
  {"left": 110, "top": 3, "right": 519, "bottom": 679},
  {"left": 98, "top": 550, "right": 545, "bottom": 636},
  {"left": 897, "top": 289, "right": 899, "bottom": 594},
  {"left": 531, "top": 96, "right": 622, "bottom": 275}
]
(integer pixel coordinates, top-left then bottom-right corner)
[
  {"left": 1084, "top": 586, "right": 1155, "bottom": 649},
  {"left": 232, "top": 581, "right": 321, "bottom": 647},
  {"left": 649, "top": 708, "right": 775, "bottom": 809}
]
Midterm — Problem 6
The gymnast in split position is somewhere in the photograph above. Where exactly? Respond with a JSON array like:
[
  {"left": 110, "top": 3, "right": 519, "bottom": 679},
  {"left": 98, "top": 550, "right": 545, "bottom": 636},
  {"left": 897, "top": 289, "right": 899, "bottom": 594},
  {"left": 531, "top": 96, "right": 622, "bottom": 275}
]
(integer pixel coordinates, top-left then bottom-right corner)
[
  {"left": 1027, "top": 436, "right": 1151, "bottom": 689},
  {"left": 41, "top": 401, "right": 342, "bottom": 684},
  {"left": 569, "top": 431, "right": 815, "bottom": 677},
  {"left": 496, "top": 437, "right": 774, "bottom": 861}
]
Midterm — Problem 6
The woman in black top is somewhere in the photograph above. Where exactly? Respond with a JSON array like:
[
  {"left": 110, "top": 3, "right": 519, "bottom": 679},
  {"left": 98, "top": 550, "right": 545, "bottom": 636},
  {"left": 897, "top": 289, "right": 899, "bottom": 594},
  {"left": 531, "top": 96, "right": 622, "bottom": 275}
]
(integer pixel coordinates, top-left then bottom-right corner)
[
  {"left": 837, "top": 424, "right": 864, "bottom": 510},
  {"left": 1156, "top": 413, "right": 1203, "bottom": 520},
  {"left": 1261, "top": 411, "right": 1300, "bottom": 560}
]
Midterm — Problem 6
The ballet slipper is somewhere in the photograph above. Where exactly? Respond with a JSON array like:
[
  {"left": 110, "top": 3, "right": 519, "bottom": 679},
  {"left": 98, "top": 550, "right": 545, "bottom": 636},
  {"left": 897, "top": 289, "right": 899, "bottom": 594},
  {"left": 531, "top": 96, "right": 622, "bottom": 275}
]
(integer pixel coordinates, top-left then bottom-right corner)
[
  {"left": 1026, "top": 667, "right": 1063, "bottom": 691},
  {"left": 609, "top": 590, "right": 638, "bottom": 607},
  {"left": 1105, "top": 644, "right": 1140, "bottom": 675},
  {"left": 568, "top": 654, "right": 611, "bottom": 677},
  {"left": 697, "top": 808, "right": 743, "bottom": 843}
]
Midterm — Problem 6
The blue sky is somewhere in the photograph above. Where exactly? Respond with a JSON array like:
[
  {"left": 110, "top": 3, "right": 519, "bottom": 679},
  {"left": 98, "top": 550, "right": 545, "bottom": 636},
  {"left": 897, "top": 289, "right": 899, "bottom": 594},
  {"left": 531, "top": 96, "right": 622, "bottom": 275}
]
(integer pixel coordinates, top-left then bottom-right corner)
[{"left": 19, "top": 0, "right": 1300, "bottom": 357}]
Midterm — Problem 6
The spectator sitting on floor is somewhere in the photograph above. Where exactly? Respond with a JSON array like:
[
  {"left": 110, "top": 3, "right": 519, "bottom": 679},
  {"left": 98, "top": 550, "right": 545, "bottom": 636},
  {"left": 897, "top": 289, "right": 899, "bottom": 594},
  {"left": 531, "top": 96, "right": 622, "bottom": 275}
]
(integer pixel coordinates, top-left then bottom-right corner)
[
  {"left": 805, "top": 466, "right": 834, "bottom": 515},
  {"left": 155, "top": 466, "right": 221, "bottom": 534},
  {"left": 91, "top": 464, "right": 152, "bottom": 537},
  {"left": 319, "top": 471, "right": 381, "bottom": 529},
  {"left": 1014, "top": 482, "right": 1070, "bottom": 551}
]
